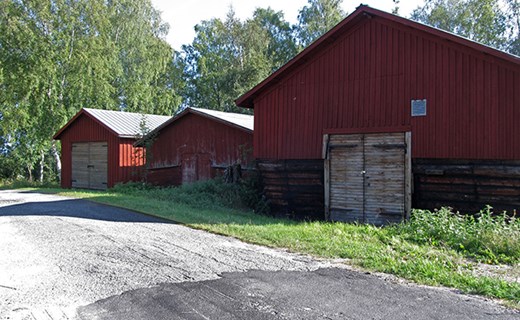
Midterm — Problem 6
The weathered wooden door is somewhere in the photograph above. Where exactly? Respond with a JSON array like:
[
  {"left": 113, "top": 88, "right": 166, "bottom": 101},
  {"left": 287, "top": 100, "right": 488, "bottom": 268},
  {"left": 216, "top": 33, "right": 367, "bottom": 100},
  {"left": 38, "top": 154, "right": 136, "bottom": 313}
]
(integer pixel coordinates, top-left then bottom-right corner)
[
  {"left": 196, "top": 154, "right": 211, "bottom": 182},
  {"left": 182, "top": 154, "right": 197, "bottom": 184},
  {"left": 71, "top": 142, "right": 108, "bottom": 190},
  {"left": 182, "top": 153, "right": 212, "bottom": 184},
  {"left": 324, "top": 132, "right": 411, "bottom": 224}
]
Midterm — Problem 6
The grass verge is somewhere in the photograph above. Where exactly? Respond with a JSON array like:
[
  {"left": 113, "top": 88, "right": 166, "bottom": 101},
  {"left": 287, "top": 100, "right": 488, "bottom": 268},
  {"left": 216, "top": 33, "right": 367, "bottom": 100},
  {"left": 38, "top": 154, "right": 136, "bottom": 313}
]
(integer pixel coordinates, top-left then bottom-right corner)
[{"left": 11, "top": 181, "right": 520, "bottom": 307}]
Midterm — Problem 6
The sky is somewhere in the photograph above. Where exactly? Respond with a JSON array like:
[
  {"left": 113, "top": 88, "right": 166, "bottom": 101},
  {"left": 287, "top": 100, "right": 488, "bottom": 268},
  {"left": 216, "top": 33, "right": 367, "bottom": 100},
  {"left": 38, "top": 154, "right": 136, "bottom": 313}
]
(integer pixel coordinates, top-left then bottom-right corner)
[{"left": 151, "top": 0, "right": 425, "bottom": 50}]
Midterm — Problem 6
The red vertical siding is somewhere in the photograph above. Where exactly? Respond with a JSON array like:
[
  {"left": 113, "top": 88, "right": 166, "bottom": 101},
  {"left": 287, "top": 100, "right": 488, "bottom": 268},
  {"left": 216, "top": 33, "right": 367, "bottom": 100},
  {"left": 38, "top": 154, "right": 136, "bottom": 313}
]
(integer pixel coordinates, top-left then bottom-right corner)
[
  {"left": 252, "top": 16, "right": 520, "bottom": 161},
  {"left": 147, "top": 113, "right": 253, "bottom": 186},
  {"left": 118, "top": 139, "right": 145, "bottom": 183},
  {"left": 57, "top": 114, "right": 140, "bottom": 188}
]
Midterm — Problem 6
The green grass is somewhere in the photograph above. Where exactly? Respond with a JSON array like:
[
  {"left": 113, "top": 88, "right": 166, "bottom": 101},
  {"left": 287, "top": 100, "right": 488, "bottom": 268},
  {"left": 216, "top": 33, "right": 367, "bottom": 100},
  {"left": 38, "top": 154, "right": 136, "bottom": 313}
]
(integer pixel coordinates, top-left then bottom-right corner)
[
  {"left": 0, "top": 179, "right": 59, "bottom": 190},
  {"left": 9, "top": 180, "right": 520, "bottom": 306},
  {"left": 391, "top": 206, "right": 520, "bottom": 265}
]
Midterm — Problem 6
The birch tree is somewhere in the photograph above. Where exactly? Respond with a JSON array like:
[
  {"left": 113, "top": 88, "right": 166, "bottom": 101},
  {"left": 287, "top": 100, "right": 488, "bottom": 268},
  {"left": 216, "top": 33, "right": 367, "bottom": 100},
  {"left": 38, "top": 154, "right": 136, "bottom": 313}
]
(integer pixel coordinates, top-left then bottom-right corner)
[
  {"left": 411, "top": 0, "right": 519, "bottom": 54},
  {"left": 0, "top": 0, "right": 180, "bottom": 182}
]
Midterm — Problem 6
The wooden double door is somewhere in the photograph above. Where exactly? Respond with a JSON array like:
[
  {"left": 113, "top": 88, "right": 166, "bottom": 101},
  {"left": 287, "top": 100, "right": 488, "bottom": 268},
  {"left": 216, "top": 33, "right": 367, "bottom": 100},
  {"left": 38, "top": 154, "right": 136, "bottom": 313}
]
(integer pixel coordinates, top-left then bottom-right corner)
[
  {"left": 71, "top": 142, "right": 108, "bottom": 190},
  {"left": 324, "top": 132, "right": 411, "bottom": 225},
  {"left": 181, "top": 153, "right": 211, "bottom": 184}
]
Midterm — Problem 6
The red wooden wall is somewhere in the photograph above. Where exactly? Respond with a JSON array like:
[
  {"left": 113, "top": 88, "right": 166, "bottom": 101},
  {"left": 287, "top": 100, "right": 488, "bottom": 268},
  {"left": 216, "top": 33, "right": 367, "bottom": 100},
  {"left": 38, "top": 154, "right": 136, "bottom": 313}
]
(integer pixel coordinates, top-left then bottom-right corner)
[
  {"left": 146, "top": 113, "right": 253, "bottom": 186},
  {"left": 57, "top": 114, "right": 143, "bottom": 188},
  {"left": 119, "top": 138, "right": 145, "bottom": 183},
  {"left": 251, "top": 15, "right": 520, "bottom": 161}
]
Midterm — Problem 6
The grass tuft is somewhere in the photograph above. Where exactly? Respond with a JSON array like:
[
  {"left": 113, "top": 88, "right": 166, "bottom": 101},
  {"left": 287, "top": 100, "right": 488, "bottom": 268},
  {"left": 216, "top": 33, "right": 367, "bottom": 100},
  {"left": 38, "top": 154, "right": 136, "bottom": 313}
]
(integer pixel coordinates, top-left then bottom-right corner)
[
  {"left": 111, "top": 176, "right": 267, "bottom": 213},
  {"left": 391, "top": 206, "right": 520, "bottom": 264},
  {"left": 0, "top": 179, "right": 59, "bottom": 190}
]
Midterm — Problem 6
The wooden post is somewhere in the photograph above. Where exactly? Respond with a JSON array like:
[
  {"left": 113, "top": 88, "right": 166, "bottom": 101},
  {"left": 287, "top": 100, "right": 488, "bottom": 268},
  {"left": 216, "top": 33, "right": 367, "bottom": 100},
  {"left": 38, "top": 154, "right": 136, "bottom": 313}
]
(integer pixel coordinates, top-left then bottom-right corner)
[
  {"left": 405, "top": 131, "right": 412, "bottom": 220},
  {"left": 322, "top": 134, "right": 329, "bottom": 159},
  {"left": 323, "top": 134, "right": 331, "bottom": 220}
]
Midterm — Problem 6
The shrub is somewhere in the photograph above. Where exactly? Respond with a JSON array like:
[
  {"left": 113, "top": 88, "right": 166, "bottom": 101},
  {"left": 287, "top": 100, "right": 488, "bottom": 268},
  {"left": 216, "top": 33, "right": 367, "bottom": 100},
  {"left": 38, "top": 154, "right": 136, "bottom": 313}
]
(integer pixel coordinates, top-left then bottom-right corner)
[
  {"left": 0, "top": 179, "right": 59, "bottom": 189},
  {"left": 111, "top": 175, "right": 269, "bottom": 214},
  {"left": 391, "top": 207, "right": 520, "bottom": 264}
]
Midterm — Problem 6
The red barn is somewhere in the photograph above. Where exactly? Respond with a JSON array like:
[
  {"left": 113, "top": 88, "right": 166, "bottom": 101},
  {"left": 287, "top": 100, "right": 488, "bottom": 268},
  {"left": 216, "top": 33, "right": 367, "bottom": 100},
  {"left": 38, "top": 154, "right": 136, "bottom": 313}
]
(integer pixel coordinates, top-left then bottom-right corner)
[
  {"left": 136, "top": 107, "right": 253, "bottom": 186},
  {"left": 236, "top": 5, "right": 520, "bottom": 223},
  {"left": 54, "top": 108, "right": 170, "bottom": 189}
]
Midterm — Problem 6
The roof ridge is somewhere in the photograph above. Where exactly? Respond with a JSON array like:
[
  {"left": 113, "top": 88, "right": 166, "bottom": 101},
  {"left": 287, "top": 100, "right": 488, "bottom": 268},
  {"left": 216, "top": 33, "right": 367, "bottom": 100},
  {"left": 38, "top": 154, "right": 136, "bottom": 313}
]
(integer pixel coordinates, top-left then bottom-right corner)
[
  {"left": 54, "top": 108, "right": 172, "bottom": 140},
  {"left": 236, "top": 4, "right": 520, "bottom": 108},
  {"left": 190, "top": 107, "right": 253, "bottom": 118},
  {"left": 83, "top": 107, "right": 171, "bottom": 118},
  {"left": 134, "top": 107, "right": 254, "bottom": 147}
]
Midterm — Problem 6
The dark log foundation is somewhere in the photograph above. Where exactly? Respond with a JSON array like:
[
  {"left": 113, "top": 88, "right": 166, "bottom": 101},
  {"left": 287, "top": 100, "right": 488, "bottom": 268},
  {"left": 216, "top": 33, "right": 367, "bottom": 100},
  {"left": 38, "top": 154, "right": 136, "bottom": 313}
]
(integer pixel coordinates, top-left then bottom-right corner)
[
  {"left": 413, "top": 159, "right": 520, "bottom": 214},
  {"left": 257, "top": 159, "right": 324, "bottom": 220},
  {"left": 259, "top": 158, "right": 520, "bottom": 221}
]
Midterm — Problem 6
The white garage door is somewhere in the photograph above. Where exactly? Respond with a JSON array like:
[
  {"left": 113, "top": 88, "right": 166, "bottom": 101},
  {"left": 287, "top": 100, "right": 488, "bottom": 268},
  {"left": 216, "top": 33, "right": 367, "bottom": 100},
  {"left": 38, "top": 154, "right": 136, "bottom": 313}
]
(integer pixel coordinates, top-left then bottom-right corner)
[{"left": 71, "top": 142, "right": 108, "bottom": 190}]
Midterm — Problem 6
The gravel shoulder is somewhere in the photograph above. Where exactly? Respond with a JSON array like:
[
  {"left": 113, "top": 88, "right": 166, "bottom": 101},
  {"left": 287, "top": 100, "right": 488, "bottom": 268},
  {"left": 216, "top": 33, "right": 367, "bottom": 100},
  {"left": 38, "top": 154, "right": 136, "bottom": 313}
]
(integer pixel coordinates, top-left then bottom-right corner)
[{"left": 0, "top": 190, "right": 333, "bottom": 319}]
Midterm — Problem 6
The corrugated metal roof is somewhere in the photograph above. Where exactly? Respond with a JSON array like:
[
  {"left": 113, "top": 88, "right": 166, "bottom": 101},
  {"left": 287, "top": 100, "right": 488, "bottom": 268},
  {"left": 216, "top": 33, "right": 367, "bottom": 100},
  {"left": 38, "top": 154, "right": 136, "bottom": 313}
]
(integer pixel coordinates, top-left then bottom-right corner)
[
  {"left": 190, "top": 108, "right": 254, "bottom": 131},
  {"left": 83, "top": 108, "right": 171, "bottom": 138}
]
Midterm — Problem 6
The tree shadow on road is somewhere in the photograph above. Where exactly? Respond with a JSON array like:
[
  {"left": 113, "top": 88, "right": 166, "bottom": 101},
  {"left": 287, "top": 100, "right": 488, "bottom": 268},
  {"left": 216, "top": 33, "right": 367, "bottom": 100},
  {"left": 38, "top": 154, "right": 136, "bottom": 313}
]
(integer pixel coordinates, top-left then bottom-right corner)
[{"left": 0, "top": 196, "right": 174, "bottom": 223}]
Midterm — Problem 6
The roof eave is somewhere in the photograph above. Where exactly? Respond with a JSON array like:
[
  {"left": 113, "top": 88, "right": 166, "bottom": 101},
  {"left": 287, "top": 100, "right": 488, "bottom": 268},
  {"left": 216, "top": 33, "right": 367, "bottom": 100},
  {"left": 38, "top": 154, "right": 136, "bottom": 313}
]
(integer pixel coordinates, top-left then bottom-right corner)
[
  {"left": 189, "top": 108, "right": 253, "bottom": 133},
  {"left": 53, "top": 109, "right": 86, "bottom": 140},
  {"left": 54, "top": 108, "right": 124, "bottom": 140},
  {"left": 133, "top": 108, "right": 190, "bottom": 147},
  {"left": 134, "top": 108, "right": 253, "bottom": 147},
  {"left": 235, "top": 6, "right": 368, "bottom": 109}
]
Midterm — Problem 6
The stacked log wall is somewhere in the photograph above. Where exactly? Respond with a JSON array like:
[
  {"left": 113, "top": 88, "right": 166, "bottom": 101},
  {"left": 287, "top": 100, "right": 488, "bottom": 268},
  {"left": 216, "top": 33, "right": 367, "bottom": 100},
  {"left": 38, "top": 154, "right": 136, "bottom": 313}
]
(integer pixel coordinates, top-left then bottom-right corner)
[
  {"left": 413, "top": 159, "right": 520, "bottom": 214},
  {"left": 257, "top": 159, "right": 324, "bottom": 220}
]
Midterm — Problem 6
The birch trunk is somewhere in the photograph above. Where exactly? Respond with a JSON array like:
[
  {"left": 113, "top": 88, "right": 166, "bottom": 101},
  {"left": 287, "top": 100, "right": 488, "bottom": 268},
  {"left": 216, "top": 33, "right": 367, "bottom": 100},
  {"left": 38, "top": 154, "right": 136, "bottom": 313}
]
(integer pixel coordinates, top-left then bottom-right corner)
[
  {"left": 27, "top": 164, "right": 33, "bottom": 182},
  {"left": 52, "top": 141, "right": 62, "bottom": 182},
  {"left": 39, "top": 150, "right": 45, "bottom": 183}
]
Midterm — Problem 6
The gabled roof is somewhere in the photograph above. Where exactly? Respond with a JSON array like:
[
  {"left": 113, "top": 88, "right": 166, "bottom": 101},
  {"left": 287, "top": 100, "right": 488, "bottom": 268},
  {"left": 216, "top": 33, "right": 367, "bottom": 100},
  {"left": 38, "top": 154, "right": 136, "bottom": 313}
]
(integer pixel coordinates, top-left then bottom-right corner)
[
  {"left": 53, "top": 108, "right": 171, "bottom": 139},
  {"left": 190, "top": 107, "right": 254, "bottom": 131},
  {"left": 134, "top": 107, "right": 253, "bottom": 147},
  {"left": 236, "top": 4, "right": 520, "bottom": 108}
]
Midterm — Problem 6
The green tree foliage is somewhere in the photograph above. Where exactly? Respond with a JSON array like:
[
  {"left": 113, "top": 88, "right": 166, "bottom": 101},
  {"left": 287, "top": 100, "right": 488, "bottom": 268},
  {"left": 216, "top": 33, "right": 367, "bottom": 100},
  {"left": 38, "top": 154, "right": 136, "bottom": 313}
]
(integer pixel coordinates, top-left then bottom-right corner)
[
  {"left": 179, "top": 7, "right": 297, "bottom": 112},
  {"left": 295, "top": 0, "right": 346, "bottom": 47},
  {"left": 504, "top": 0, "right": 520, "bottom": 55},
  {"left": 177, "top": 1, "right": 349, "bottom": 113},
  {"left": 252, "top": 8, "right": 299, "bottom": 73},
  {"left": 392, "top": 0, "right": 401, "bottom": 15},
  {"left": 0, "top": 0, "right": 180, "bottom": 181},
  {"left": 411, "top": 0, "right": 519, "bottom": 55}
]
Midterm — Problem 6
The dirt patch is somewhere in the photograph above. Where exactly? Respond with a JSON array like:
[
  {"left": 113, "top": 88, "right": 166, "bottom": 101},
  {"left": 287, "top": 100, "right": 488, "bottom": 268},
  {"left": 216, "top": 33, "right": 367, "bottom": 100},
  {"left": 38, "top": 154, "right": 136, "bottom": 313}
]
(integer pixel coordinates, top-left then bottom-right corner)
[{"left": 471, "top": 263, "right": 520, "bottom": 284}]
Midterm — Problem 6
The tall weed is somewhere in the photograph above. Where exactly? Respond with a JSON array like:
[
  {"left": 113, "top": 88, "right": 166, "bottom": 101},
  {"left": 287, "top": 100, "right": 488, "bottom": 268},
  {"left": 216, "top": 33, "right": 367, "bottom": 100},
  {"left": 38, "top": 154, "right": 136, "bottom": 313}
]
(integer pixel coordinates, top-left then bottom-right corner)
[
  {"left": 0, "top": 179, "right": 59, "bottom": 189},
  {"left": 111, "top": 176, "right": 268, "bottom": 213},
  {"left": 392, "top": 207, "right": 520, "bottom": 264}
]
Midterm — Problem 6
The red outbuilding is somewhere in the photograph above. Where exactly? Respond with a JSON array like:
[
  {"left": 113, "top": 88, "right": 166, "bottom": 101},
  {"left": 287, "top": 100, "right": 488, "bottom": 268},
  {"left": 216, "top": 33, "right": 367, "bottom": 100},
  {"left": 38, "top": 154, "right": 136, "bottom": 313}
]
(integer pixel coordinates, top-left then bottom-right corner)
[
  {"left": 136, "top": 107, "right": 253, "bottom": 186},
  {"left": 236, "top": 5, "right": 520, "bottom": 223},
  {"left": 53, "top": 108, "right": 170, "bottom": 189}
]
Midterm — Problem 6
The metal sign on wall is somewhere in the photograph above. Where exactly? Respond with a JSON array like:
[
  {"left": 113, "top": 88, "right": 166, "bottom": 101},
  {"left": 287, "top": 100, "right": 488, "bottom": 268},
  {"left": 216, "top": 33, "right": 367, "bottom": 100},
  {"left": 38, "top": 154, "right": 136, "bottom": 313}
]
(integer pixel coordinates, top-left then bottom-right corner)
[{"left": 411, "top": 99, "right": 427, "bottom": 116}]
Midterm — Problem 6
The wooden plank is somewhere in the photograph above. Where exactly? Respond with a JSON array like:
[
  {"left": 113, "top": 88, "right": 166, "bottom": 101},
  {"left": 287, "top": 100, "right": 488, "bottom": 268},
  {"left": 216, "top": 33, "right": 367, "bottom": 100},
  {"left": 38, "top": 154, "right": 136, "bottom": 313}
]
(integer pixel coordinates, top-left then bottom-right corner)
[
  {"left": 405, "top": 131, "right": 412, "bottom": 219},
  {"left": 413, "top": 158, "right": 520, "bottom": 214},
  {"left": 328, "top": 134, "right": 364, "bottom": 221},
  {"left": 182, "top": 154, "right": 197, "bottom": 184},
  {"left": 71, "top": 143, "right": 90, "bottom": 189},
  {"left": 322, "top": 134, "right": 329, "bottom": 159},
  {"left": 257, "top": 159, "right": 325, "bottom": 220},
  {"left": 324, "top": 158, "right": 330, "bottom": 220},
  {"left": 88, "top": 142, "right": 108, "bottom": 190},
  {"left": 365, "top": 133, "right": 406, "bottom": 223},
  {"left": 327, "top": 133, "right": 407, "bottom": 224}
]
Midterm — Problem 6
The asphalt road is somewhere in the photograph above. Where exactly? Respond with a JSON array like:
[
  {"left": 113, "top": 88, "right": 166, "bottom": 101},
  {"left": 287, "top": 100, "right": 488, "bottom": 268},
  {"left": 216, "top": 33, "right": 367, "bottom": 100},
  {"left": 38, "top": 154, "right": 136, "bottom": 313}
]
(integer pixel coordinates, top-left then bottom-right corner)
[{"left": 0, "top": 189, "right": 518, "bottom": 320}]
